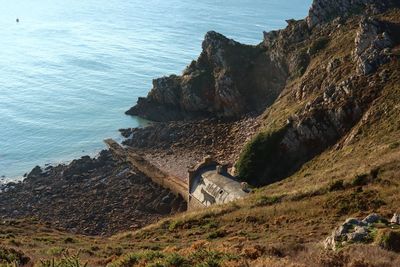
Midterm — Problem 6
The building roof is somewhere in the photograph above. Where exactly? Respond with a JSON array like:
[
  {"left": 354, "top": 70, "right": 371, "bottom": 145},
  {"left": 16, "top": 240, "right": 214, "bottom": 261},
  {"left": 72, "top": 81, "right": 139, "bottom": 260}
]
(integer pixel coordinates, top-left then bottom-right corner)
[{"left": 200, "top": 170, "right": 248, "bottom": 198}]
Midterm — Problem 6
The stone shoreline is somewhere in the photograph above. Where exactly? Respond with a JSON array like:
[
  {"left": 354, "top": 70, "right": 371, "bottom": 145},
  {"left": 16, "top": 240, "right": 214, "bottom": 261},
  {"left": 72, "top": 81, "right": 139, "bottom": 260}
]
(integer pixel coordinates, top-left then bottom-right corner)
[{"left": 0, "top": 150, "right": 186, "bottom": 236}]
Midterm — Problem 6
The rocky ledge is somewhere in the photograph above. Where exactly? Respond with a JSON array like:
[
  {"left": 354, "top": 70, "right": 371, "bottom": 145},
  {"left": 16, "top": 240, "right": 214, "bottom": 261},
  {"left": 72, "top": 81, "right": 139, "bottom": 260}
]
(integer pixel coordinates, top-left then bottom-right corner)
[
  {"left": 324, "top": 213, "right": 400, "bottom": 252},
  {"left": 0, "top": 150, "right": 186, "bottom": 235}
]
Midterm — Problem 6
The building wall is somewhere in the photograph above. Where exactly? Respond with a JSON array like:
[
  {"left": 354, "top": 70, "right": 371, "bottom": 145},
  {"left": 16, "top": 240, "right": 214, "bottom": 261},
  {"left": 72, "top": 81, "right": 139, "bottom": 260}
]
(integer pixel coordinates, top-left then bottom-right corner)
[{"left": 188, "top": 195, "right": 207, "bottom": 211}]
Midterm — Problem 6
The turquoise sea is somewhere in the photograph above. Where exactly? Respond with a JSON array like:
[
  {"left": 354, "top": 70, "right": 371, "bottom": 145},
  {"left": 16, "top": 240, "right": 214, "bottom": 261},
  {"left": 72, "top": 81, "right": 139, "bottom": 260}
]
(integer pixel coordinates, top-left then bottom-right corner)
[{"left": 0, "top": 0, "right": 311, "bottom": 180}]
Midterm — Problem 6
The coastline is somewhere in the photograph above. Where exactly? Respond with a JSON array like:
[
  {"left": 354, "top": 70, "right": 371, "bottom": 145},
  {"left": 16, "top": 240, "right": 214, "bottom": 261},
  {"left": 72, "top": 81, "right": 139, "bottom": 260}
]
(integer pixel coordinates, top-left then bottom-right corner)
[{"left": 1, "top": 117, "right": 152, "bottom": 182}]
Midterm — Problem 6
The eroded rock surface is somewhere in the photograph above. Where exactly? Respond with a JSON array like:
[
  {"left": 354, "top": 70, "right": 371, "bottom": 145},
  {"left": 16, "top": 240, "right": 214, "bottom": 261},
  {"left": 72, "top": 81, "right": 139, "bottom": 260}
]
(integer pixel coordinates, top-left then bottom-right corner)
[
  {"left": 127, "top": 31, "right": 287, "bottom": 121},
  {"left": 307, "top": 0, "right": 396, "bottom": 28},
  {"left": 354, "top": 17, "right": 393, "bottom": 75},
  {"left": 324, "top": 214, "right": 384, "bottom": 250}
]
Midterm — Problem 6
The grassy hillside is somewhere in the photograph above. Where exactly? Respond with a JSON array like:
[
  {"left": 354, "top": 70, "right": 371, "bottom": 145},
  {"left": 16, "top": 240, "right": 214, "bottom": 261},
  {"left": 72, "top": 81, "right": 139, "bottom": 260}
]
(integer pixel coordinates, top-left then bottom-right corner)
[{"left": 1, "top": 7, "right": 400, "bottom": 267}]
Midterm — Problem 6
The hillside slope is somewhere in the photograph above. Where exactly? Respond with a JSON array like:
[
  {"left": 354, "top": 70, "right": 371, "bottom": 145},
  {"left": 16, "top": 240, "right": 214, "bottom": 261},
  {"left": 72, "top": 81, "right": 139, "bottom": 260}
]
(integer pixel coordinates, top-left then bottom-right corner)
[{"left": 1, "top": 1, "right": 400, "bottom": 266}]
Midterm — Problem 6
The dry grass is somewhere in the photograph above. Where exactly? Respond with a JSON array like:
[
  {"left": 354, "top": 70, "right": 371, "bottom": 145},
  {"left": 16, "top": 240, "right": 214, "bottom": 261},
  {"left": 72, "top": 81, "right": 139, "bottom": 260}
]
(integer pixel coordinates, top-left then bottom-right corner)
[{"left": 0, "top": 8, "right": 399, "bottom": 267}]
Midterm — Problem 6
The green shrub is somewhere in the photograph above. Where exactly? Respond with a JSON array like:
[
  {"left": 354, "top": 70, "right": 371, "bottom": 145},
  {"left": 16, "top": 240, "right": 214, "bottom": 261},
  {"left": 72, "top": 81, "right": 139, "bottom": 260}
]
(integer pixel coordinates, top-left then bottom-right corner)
[
  {"left": 352, "top": 174, "right": 369, "bottom": 186},
  {"left": 328, "top": 180, "right": 345, "bottom": 192},
  {"left": 164, "top": 253, "right": 188, "bottom": 266},
  {"left": 46, "top": 247, "right": 65, "bottom": 256},
  {"left": 294, "top": 47, "right": 310, "bottom": 77},
  {"left": 376, "top": 229, "right": 400, "bottom": 252},
  {"left": 107, "top": 253, "right": 139, "bottom": 267},
  {"left": 207, "top": 230, "right": 227, "bottom": 240},
  {"left": 63, "top": 237, "right": 75, "bottom": 244},
  {"left": 39, "top": 253, "right": 87, "bottom": 267},
  {"left": 0, "top": 246, "right": 30, "bottom": 265},
  {"left": 389, "top": 142, "right": 400, "bottom": 149},
  {"left": 236, "top": 126, "right": 288, "bottom": 186}
]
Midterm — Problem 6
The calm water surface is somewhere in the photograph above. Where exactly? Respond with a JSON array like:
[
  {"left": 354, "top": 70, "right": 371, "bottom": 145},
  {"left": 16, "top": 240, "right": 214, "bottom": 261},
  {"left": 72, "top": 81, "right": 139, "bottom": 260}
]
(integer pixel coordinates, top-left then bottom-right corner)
[{"left": 0, "top": 0, "right": 311, "bottom": 180}]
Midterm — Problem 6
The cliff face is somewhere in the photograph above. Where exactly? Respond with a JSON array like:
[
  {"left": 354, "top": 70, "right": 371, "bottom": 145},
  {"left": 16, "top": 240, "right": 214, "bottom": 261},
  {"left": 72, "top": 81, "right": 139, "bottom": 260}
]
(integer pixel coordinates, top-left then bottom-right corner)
[
  {"left": 126, "top": 0, "right": 400, "bottom": 187},
  {"left": 306, "top": 0, "right": 396, "bottom": 28},
  {"left": 126, "top": 0, "right": 399, "bottom": 123},
  {"left": 126, "top": 31, "right": 288, "bottom": 121},
  {"left": 237, "top": 2, "right": 400, "bottom": 185}
]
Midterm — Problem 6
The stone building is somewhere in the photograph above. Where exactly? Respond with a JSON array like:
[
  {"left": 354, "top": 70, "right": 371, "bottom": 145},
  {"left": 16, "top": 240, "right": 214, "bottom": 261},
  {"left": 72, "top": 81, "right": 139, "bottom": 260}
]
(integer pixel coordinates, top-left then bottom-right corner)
[{"left": 188, "top": 157, "right": 249, "bottom": 210}]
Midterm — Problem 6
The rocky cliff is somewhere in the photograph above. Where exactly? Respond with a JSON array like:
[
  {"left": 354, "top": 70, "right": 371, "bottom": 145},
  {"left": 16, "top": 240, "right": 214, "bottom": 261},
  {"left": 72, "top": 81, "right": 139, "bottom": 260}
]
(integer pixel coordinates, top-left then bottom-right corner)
[
  {"left": 126, "top": 0, "right": 399, "bottom": 123},
  {"left": 1, "top": 0, "right": 400, "bottom": 265},
  {"left": 126, "top": 31, "right": 288, "bottom": 121},
  {"left": 237, "top": 1, "right": 400, "bottom": 185},
  {"left": 127, "top": 0, "right": 400, "bottom": 187},
  {"left": 306, "top": 0, "right": 397, "bottom": 28}
]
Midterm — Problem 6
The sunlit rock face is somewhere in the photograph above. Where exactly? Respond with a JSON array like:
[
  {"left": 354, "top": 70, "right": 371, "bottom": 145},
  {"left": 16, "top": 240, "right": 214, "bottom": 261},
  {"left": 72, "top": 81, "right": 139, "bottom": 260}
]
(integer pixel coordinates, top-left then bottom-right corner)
[
  {"left": 307, "top": 0, "right": 394, "bottom": 28},
  {"left": 127, "top": 31, "right": 287, "bottom": 121}
]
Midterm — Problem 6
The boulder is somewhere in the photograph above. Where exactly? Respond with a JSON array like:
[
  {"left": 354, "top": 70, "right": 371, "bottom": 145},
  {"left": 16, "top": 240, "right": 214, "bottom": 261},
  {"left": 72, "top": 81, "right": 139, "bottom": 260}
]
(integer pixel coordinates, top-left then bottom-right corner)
[
  {"left": 324, "top": 214, "right": 385, "bottom": 250},
  {"left": 390, "top": 213, "right": 400, "bottom": 225},
  {"left": 362, "top": 213, "right": 383, "bottom": 224},
  {"left": 26, "top": 166, "right": 43, "bottom": 180}
]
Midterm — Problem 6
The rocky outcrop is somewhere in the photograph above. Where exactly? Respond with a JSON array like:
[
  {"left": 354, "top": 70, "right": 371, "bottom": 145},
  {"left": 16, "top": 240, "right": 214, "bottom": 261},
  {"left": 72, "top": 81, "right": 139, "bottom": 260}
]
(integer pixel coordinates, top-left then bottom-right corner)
[
  {"left": 307, "top": 0, "right": 395, "bottom": 28},
  {"left": 324, "top": 214, "right": 383, "bottom": 250},
  {"left": 354, "top": 17, "right": 393, "bottom": 75},
  {"left": 324, "top": 214, "right": 400, "bottom": 251},
  {"left": 263, "top": 19, "right": 310, "bottom": 77},
  {"left": 127, "top": 31, "right": 287, "bottom": 121},
  {"left": 240, "top": 70, "right": 387, "bottom": 185},
  {"left": 391, "top": 213, "right": 400, "bottom": 224}
]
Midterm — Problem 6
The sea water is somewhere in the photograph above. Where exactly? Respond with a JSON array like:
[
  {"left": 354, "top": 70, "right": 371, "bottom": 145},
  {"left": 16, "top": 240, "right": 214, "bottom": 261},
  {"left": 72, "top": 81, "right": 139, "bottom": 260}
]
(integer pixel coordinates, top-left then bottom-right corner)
[{"left": 0, "top": 0, "right": 311, "bottom": 180}]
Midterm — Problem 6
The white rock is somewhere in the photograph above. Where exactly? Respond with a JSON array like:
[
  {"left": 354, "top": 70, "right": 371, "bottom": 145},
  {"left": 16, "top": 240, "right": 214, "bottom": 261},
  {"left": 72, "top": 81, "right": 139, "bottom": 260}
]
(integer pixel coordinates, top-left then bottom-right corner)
[{"left": 390, "top": 213, "right": 400, "bottom": 225}]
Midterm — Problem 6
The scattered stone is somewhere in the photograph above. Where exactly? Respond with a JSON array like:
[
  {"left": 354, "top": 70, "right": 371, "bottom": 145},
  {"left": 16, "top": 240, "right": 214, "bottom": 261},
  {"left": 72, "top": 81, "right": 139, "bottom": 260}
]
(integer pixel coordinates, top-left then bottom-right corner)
[
  {"left": 0, "top": 150, "right": 186, "bottom": 236},
  {"left": 362, "top": 213, "right": 383, "bottom": 224},
  {"left": 326, "top": 58, "right": 341, "bottom": 72},
  {"left": 390, "top": 213, "right": 400, "bottom": 225}
]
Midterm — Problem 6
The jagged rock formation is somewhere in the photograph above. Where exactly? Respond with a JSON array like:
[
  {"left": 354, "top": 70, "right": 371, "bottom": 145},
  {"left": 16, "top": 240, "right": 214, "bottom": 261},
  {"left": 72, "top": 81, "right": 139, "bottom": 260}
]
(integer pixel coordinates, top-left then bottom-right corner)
[
  {"left": 236, "top": 2, "right": 400, "bottom": 185},
  {"left": 324, "top": 214, "right": 400, "bottom": 251},
  {"left": 127, "top": 31, "right": 287, "bottom": 121},
  {"left": 354, "top": 17, "right": 393, "bottom": 75},
  {"left": 127, "top": 0, "right": 400, "bottom": 123},
  {"left": 307, "top": 0, "right": 396, "bottom": 28},
  {"left": 125, "top": 0, "right": 400, "bottom": 187},
  {"left": 324, "top": 215, "right": 383, "bottom": 250}
]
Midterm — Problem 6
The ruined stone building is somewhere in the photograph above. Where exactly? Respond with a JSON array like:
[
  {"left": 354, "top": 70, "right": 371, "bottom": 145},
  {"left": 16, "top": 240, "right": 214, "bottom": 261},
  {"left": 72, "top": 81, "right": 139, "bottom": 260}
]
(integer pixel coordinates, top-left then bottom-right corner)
[{"left": 188, "top": 157, "right": 249, "bottom": 210}]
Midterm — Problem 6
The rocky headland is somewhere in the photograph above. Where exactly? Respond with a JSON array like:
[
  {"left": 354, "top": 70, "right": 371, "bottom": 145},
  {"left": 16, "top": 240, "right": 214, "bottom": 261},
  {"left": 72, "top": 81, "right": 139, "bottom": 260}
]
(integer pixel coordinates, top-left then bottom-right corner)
[{"left": 0, "top": 0, "right": 400, "bottom": 265}]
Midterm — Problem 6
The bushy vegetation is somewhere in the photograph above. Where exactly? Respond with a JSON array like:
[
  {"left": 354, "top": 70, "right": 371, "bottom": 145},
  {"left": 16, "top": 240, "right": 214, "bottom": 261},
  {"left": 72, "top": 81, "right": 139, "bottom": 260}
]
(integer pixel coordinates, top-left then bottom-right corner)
[
  {"left": 108, "top": 249, "right": 236, "bottom": 267},
  {"left": 0, "top": 246, "right": 30, "bottom": 266},
  {"left": 39, "top": 252, "right": 88, "bottom": 267},
  {"left": 376, "top": 229, "right": 400, "bottom": 252},
  {"left": 236, "top": 126, "right": 288, "bottom": 185}
]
